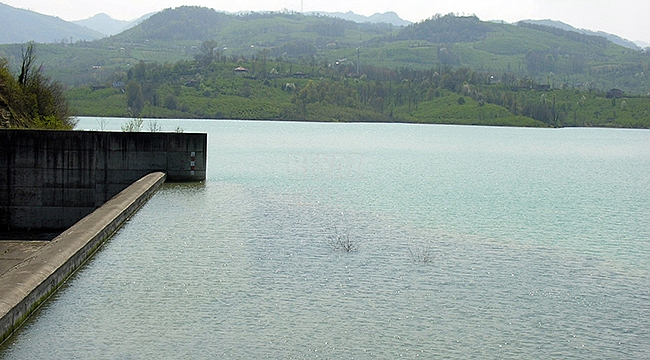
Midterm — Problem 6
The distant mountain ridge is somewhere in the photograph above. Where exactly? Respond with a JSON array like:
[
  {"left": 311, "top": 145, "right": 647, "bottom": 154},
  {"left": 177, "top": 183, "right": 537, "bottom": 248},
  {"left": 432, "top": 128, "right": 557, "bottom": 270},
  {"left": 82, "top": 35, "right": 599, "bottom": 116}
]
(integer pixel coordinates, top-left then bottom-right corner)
[
  {"left": 307, "top": 11, "right": 412, "bottom": 26},
  {"left": 520, "top": 19, "right": 641, "bottom": 50},
  {"left": 1, "top": 2, "right": 643, "bottom": 50},
  {"left": 72, "top": 13, "right": 154, "bottom": 36},
  {"left": 0, "top": 2, "right": 103, "bottom": 44}
]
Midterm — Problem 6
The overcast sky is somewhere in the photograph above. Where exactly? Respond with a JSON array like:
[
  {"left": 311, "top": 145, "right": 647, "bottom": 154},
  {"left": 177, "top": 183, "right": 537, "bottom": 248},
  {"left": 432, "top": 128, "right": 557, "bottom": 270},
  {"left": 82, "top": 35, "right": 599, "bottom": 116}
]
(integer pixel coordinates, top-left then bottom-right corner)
[{"left": 5, "top": 0, "right": 650, "bottom": 44}]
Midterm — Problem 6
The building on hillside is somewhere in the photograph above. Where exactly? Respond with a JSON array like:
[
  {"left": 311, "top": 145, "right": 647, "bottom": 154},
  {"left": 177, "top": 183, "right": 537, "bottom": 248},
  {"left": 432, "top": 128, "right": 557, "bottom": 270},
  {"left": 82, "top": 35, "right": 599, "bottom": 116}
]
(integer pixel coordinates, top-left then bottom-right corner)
[{"left": 606, "top": 89, "right": 624, "bottom": 98}]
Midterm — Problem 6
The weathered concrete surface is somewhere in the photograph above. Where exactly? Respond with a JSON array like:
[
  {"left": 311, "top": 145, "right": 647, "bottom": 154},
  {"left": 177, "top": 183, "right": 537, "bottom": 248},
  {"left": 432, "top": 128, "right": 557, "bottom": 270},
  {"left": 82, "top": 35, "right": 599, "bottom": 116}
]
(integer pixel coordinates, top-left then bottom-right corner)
[
  {"left": 0, "top": 242, "right": 49, "bottom": 277},
  {"left": 0, "top": 130, "right": 206, "bottom": 230},
  {"left": 0, "top": 172, "right": 166, "bottom": 345}
]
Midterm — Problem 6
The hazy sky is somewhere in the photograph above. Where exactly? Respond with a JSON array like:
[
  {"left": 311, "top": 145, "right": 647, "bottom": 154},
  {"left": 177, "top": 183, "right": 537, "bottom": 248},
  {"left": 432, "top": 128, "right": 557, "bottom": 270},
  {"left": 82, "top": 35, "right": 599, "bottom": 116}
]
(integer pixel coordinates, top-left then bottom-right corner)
[{"left": 6, "top": 0, "right": 650, "bottom": 44}]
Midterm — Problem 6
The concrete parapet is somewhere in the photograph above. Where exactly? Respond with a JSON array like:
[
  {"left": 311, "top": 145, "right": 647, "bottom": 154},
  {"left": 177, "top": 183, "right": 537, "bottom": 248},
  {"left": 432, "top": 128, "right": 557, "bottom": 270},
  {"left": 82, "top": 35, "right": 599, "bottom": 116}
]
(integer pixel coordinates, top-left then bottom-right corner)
[
  {"left": 0, "top": 172, "right": 166, "bottom": 345},
  {"left": 0, "top": 130, "right": 207, "bottom": 230}
]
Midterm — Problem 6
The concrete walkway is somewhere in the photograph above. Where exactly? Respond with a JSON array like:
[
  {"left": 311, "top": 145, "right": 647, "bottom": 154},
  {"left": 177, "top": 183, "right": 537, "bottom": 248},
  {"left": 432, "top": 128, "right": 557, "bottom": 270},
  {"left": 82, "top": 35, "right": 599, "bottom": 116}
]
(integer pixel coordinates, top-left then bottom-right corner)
[
  {"left": 0, "top": 242, "right": 50, "bottom": 278},
  {"left": 0, "top": 172, "right": 166, "bottom": 345}
]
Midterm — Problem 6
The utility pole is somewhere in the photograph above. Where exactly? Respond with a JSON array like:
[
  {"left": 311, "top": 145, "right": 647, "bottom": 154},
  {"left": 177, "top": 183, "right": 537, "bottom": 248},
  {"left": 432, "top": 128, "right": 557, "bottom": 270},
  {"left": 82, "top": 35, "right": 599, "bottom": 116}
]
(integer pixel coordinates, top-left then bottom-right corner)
[
  {"left": 357, "top": 44, "right": 360, "bottom": 76},
  {"left": 357, "top": 29, "right": 361, "bottom": 76}
]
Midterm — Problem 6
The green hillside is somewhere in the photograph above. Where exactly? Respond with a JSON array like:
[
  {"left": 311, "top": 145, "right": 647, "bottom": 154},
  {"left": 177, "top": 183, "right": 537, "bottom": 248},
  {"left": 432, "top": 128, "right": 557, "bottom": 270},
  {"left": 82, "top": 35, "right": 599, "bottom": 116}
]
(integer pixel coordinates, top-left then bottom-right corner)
[
  {"left": 110, "top": 9, "right": 650, "bottom": 95},
  {"left": 62, "top": 54, "right": 649, "bottom": 128},
  {"left": 1, "top": 6, "right": 648, "bottom": 128},
  {"left": 1, "top": 7, "right": 648, "bottom": 93}
]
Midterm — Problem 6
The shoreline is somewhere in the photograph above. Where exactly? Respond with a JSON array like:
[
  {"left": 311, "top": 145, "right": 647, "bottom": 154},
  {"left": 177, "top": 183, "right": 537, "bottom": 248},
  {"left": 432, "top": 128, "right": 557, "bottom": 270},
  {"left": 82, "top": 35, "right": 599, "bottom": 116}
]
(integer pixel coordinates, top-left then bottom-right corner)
[{"left": 74, "top": 116, "right": 650, "bottom": 130}]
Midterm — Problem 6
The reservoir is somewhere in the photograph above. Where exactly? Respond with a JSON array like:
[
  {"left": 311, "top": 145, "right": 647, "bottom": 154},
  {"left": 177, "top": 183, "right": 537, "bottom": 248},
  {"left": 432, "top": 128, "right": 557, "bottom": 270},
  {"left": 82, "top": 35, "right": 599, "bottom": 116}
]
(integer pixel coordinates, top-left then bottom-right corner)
[{"left": 1, "top": 118, "right": 649, "bottom": 358}]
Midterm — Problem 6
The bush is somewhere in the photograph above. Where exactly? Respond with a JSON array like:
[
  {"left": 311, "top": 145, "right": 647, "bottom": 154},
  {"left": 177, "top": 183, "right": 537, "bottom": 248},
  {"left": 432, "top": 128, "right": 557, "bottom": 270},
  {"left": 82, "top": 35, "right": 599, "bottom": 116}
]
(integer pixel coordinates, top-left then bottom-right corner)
[
  {"left": 327, "top": 227, "right": 359, "bottom": 252},
  {"left": 408, "top": 243, "right": 435, "bottom": 263},
  {"left": 121, "top": 117, "right": 143, "bottom": 132},
  {"left": 0, "top": 42, "right": 75, "bottom": 129}
]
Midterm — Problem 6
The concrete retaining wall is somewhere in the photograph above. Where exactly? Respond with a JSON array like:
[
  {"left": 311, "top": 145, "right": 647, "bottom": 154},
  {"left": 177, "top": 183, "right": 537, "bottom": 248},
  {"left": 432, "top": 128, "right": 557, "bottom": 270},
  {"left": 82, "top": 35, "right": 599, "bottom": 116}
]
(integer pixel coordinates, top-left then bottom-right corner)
[
  {"left": 0, "top": 172, "right": 166, "bottom": 345},
  {"left": 0, "top": 130, "right": 206, "bottom": 230}
]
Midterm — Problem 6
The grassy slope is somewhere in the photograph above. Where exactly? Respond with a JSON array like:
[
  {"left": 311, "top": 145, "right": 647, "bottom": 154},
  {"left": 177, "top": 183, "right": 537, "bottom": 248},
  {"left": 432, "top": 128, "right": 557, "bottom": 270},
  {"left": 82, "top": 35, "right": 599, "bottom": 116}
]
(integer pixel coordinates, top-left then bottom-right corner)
[{"left": 394, "top": 92, "right": 548, "bottom": 127}]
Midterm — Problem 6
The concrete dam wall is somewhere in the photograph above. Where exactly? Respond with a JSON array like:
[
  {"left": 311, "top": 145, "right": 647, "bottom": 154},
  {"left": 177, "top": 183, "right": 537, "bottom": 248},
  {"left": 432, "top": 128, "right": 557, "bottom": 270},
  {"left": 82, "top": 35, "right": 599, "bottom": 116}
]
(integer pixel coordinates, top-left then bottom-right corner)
[
  {"left": 0, "top": 130, "right": 207, "bottom": 230},
  {"left": 0, "top": 172, "right": 167, "bottom": 344}
]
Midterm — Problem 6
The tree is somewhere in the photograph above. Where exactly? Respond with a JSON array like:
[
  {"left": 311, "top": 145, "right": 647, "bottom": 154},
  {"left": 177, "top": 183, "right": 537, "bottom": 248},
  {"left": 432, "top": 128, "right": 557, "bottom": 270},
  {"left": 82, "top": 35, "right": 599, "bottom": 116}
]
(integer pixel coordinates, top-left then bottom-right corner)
[
  {"left": 18, "top": 42, "right": 37, "bottom": 86},
  {"left": 126, "top": 81, "right": 145, "bottom": 117},
  {"left": 0, "top": 42, "right": 74, "bottom": 129},
  {"left": 195, "top": 40, "right": 221, "bottom": 66}
]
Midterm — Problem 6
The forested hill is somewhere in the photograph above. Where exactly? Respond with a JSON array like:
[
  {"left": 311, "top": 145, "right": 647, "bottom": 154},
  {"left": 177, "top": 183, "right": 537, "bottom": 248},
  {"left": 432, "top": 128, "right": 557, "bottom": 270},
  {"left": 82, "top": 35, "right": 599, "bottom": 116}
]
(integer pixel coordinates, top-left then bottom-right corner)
[
  {"left": 56, "top": 7, "right": 646, "bottom": 95},
  {"left": 397, "top": 15, "right": 495, "bottom": 43},
  {"left": 125, "top": 6, "right": 233, "bottom": 41},
  {"left": 110, "top": 7, "right": 374, "bottom": 47}
]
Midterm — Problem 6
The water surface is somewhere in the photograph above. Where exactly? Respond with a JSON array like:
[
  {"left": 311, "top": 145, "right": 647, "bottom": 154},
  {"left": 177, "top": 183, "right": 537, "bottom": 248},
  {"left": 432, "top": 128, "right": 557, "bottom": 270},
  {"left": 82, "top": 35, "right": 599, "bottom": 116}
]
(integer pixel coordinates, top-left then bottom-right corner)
[{"left": 1, "top": 119, "right": 648, "bottom": 358}]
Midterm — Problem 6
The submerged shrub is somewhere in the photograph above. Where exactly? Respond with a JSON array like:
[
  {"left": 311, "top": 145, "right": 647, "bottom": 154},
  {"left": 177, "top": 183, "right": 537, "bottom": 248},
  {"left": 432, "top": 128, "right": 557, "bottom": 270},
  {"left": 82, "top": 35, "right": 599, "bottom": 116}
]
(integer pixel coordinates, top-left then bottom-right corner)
[
  {"left": 327, "top": 227, "right": 359, "bottom": 252},
  {"left": 409, "top": 243, "right": 435, "bottom": 263},
  {"left": 121, "top": 117, "right": 143, "bottom": 132},
  {"left": 147, "top": 119, "right": 162, "bottom": 132}
]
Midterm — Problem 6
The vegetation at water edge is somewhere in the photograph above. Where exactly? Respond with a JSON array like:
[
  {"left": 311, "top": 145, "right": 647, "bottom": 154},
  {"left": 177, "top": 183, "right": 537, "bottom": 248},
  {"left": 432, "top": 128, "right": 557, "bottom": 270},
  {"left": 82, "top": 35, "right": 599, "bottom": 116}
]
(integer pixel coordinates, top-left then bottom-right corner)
[{"left": 0, "top": 43, "right": 75, "bottom": 129}]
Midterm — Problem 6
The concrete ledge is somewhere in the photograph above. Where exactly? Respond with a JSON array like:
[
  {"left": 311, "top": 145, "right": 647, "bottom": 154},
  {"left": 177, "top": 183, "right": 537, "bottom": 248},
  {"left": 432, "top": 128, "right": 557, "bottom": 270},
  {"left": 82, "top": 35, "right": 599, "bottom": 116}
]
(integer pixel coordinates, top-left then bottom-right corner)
[{"left": 0, "top": 172, "right": 167, "bottom": 344}]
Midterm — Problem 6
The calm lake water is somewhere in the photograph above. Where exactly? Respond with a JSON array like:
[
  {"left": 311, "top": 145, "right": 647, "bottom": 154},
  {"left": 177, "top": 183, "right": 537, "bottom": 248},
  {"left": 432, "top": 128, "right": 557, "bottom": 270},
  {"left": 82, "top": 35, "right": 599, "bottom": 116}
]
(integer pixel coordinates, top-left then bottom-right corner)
[{"left": 1, "top": 118, "right": 649, "bottom": 358}]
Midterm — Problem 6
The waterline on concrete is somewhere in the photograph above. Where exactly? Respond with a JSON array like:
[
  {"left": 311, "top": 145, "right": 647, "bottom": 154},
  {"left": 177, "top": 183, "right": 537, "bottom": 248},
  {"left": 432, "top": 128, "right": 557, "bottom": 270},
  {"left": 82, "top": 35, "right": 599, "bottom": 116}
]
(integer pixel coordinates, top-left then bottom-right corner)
[{"left": 0, "top": 172, "right": 166, "bottom": 345}]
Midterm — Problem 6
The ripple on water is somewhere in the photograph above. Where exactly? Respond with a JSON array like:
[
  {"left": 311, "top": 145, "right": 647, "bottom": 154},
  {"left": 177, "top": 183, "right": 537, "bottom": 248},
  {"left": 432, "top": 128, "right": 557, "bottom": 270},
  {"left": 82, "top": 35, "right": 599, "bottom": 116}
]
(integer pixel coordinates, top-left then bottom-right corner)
[{"left": 2, "top": 122, "right": 649, "bottom": 358}]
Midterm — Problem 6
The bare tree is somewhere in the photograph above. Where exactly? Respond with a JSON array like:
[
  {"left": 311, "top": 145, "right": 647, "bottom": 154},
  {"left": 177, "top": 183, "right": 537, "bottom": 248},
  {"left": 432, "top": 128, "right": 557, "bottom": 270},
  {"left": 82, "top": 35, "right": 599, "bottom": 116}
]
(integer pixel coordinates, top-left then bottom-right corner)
[
  {"left": 18, "top": 42, "right": 36, "bottom": 86},
  {"left": 408, "top": 243, "right": 436, "bottom": 263},
  {"left": 147, "top": 120, "right": 162, "bottom": 132},
  {"left": 327, "top": 227, "right": 359, "bottom": 252}
]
